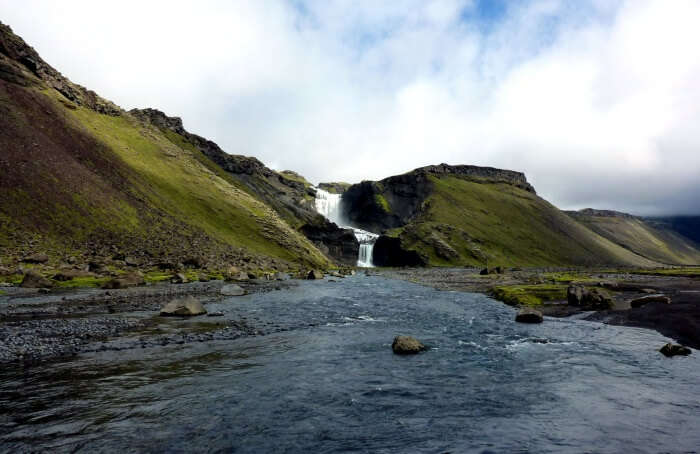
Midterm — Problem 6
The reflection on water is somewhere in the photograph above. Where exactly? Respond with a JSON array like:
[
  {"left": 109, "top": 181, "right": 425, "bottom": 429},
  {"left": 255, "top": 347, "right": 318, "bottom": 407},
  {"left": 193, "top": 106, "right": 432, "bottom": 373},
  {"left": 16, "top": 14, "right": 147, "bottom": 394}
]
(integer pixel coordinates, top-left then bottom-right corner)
[{"left": 1, "top": 276, "right": 699, "bottom": 453}]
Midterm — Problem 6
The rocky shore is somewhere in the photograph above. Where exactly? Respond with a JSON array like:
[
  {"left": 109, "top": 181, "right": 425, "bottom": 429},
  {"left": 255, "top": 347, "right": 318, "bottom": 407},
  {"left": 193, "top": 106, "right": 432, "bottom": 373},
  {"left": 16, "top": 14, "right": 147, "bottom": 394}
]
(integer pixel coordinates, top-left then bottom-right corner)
[{"left": 0, "top": 279, "right": 296, "bottom": 365}]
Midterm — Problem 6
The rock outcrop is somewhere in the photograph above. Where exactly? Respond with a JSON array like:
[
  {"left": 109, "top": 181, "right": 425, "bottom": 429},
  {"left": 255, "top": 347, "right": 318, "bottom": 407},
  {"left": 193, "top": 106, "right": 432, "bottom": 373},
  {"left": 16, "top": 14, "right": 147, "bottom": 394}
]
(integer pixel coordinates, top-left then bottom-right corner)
[
  {"left": 20, "top": 270, "right": 52, "bottom": 288},
  {"left": 392, "top": 336, "right": 426, "bottom": 354},
  {"left": 372, "top": 236, "right": 427, "bottom": 267},
  {"left": 567, "top": 286, "right": 614, "bottom": 309},
  {"left": 102, "top": 272, "right": 145, "bottom": 290}
]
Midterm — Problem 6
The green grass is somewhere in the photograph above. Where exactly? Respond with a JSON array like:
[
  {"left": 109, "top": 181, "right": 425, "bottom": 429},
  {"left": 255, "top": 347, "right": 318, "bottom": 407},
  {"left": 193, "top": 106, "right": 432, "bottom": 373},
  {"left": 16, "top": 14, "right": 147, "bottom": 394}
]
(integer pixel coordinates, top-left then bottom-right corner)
[
  {"left": 65, "top": 98, "right": 328, "bottom": 267},
  {"left": 491, "top": 284, "right": 568, "bottom": 307},
  {"left": 394, "top": 176, "right": 658, "bottom": 268},
  {"left": 374, "top": 194, "right": 391, "bottom": 213},
  {"left": 543, "top": 272, "right": 597, "bottom": 283},
  {"left": 629, "top": 267, "right": 700, "bottom": 277},
  {"left": 571, "top": 214, "right": 700, "bottom": 265}
]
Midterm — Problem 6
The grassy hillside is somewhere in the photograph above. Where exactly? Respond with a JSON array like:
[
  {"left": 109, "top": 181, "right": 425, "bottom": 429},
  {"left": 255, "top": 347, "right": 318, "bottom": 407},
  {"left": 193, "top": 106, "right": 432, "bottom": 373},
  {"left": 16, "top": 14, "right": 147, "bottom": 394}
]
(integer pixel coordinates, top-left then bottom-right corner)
[
  {"left": 0, "top": 23, "right": 329, "bottom": 271},
  {"left": 357, "top": 172, "right": 658, "bottom": 267},
  {"left": 567, "top": 210, "right": 700, "bottom": 265}
]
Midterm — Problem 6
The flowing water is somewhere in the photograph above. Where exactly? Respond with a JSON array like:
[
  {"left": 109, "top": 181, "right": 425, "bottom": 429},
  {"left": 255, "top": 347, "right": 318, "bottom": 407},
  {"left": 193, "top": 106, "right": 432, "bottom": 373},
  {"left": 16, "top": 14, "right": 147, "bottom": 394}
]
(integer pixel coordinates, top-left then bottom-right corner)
[
  {"left": 314, "top": 188, "right": 378, "bottom": 267},
  {"left": 1, "top": 276, "right": 698, "bottom": 453}
]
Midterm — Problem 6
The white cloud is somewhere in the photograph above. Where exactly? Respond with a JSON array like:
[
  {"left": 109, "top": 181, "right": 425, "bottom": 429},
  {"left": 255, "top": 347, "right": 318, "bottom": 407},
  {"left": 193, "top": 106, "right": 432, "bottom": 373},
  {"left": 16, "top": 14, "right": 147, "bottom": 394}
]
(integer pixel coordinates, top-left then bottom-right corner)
[{"left": 1, "top": 0, "right": 699, "bottom": 214}]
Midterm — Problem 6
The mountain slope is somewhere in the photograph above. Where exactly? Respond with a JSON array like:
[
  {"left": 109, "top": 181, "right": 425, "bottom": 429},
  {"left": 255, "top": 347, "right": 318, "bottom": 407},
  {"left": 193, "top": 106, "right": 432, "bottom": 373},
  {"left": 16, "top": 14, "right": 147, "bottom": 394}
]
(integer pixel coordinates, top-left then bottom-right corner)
[
  {"left": 342, "top": 164, "right": 658, "bottom": 267},
  {"left": 566, "top": 209, "right": 700, "bottom": 265},
  {"left": 0, "top": 22, "right": 328, "bottom": 271}
]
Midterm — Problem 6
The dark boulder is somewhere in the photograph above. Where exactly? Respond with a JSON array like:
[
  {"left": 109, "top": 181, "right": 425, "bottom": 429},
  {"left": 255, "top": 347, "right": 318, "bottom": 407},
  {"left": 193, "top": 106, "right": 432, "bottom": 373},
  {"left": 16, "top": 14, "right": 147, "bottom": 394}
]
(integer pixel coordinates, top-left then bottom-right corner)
[
  {"left": 392, "top": 336, "right": 426, "bottom": 354},
  {"left": 480, "top": 266, "right": 504, "bottom": 275},
  {"left": 20, "top": 270, "right": 52, "bottom": 288},
  {"left": 630, "top": 294, "right": 671, "bottom": 308},
  {"left": 659, "top": 343, "right": 692, "bottom": 357},
  {"left": 373, "top": 236, "right": 427, "bottom": 267},
  {"left": 515, "top": 307, "right": 543, "bottom": 323}
]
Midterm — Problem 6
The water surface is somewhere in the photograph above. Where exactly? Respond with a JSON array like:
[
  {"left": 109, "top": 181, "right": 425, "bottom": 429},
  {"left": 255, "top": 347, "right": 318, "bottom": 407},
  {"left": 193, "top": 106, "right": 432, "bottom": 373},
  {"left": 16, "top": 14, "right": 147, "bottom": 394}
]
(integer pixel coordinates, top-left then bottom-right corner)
[{"left": 1, "top": 276, "right": 698, "bottom": 453}]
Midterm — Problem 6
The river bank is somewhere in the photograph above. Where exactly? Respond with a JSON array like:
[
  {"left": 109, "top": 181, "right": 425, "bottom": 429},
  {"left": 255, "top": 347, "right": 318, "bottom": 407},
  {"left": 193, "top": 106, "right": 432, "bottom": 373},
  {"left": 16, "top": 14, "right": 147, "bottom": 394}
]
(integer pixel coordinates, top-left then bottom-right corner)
[
  {"left": 377, "top": 267, "right": 700, "bottom": 349},
  {"left": 0, "top": 279, "right": 296, "bottom": 365}
]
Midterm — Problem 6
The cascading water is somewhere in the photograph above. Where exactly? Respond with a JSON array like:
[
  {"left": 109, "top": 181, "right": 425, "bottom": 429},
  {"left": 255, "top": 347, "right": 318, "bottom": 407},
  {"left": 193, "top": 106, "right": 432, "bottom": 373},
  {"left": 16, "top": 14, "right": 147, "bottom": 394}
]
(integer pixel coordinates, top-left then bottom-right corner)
[{"left": 314, "top": 188, "right": 378, "bottom": 267}]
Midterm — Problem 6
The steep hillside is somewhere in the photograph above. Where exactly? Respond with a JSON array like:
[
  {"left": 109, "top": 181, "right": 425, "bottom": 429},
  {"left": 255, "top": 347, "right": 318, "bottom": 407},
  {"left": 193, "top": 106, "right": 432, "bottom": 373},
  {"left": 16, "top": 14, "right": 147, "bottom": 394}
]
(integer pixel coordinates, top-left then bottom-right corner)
[
  {"left": 128, "top": 108, "right": 359, "bottom": 265},
  {"left": 647, "top": 216, "right": 700, "bottom": 245},
  {"left": 342, "top": 164, "right": 658, "bottom": 267},
  {"left": 566, "top": 209, "right": 700, "bottom": 265},
  {"left": 0, "top": 22, "right": 329, "bottom": 271}
]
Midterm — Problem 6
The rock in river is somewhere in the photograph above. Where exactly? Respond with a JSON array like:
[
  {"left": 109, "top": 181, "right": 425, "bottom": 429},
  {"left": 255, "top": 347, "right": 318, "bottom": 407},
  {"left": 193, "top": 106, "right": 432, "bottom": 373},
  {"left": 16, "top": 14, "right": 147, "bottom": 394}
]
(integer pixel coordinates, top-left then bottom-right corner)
[
  {"left": 630, "top": 294, "right": 671, "bottom": 308},
  {"left": 20, "top": 270, "right": 52, "bottom": 288},
  {"left": 221, "top": 284, "right": 245, "bottom": 296},
  {"left": 392, "top": 336, "right": 426, "bottom": 354},
  {"left": 160, "top": 296, "right": 207, "bottom": 316},
  {"left": 515, "top": 307, "right": 543, "bottom": 323},
  {"left": 659, "top": 343, "right": 692, "bottom": 357},
  {"left": 307, "top": 270, "right": 324, "bottom": 280}
]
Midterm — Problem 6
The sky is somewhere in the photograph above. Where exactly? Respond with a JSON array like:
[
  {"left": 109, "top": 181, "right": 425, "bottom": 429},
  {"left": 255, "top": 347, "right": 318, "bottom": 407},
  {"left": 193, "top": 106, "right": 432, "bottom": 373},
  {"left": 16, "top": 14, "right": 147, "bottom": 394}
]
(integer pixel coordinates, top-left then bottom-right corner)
[{"left": 2, "top": 0, "right": 699, "bottom": 215}]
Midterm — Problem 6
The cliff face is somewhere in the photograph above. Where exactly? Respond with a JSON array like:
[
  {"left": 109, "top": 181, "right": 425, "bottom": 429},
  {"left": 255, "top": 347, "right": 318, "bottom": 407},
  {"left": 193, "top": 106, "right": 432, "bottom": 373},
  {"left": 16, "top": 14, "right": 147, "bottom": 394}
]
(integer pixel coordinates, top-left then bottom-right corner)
[
  {"left": 0, "top": 22, "right": 331, "bottom": 271},
  {"left": 342, "top": 164, "right": 659, "bottom": 267}
]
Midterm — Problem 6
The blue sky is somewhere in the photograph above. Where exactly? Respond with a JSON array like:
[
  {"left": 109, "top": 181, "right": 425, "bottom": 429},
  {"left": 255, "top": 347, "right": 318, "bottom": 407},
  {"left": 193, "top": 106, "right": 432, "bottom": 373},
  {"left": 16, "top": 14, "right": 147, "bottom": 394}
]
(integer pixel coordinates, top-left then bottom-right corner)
[{"left": 1, "top": 0, "right": 699, "bottom": 215}]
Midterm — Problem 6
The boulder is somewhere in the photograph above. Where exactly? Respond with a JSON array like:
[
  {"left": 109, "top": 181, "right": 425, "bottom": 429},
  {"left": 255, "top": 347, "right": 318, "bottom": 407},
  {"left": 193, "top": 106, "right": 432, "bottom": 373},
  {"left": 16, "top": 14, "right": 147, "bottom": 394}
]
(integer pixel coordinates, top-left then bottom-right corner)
[
  {"left": 329, "top": 271, "right": 344, "bottom": 278},
  {"left": 101, "top": 271, "right": 145, "bottom": 289},
  {"left": 171, "top": 273, "right": 188, "bottom": 284},
  {"left": 0, "top": 266, "right": 12, "bottom": 275},
  {"left": 567, "top": 286, "right": 614, "bottom": 309},
  {"left": 183, "top": 257, "right": 203, "bottom": 268},
  {"left": 630, "top": 294, "right": 671, "bottom": 308},
  {"left": 22, "top": 253, "right": 49, "bottom": 264},
  {"left": 479, "top": 266, "right": 504, "bottom": 275},
  {"left": 659, "top": 343, "right": 692, "bottom": 357},
  {"left": 221, "top": 284, "right": 245, "bottom": 296},
  {"left": 247, "top": 272, "right": 258, "bottom": 280},
  {"left": 274, "top": 272, "right": 290, "bottom": 281},
  {"left": 515, "top": 307, "right": 543, "bottom": 323},
  {"left": 307, "top": 269, "right": 324, "bottom": 280},
  {"left": 198, "top": 274, "right": 210, "bottom": 282},
  {"left": 160, "top": 296, "right": 206, "bottom": 316},
  {"left": 235, "top": 271, "right": 250, "bottom": 281},
  {"left": 124, "top": 256, "right": 140, "bottom": 267},
  {"left": 20, "top": 270, "right": 52, "bottom": 288},
  {"left": 392, "top": 336, "right": 426, "bottom": 354}
]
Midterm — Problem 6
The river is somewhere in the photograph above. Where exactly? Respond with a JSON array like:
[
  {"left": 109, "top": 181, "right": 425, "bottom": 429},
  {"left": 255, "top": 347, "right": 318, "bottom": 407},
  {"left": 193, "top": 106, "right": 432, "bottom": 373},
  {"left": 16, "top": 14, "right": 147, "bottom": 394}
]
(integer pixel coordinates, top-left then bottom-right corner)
[{"left": 1, "top": 275, "right": 698, "bottom": 453}]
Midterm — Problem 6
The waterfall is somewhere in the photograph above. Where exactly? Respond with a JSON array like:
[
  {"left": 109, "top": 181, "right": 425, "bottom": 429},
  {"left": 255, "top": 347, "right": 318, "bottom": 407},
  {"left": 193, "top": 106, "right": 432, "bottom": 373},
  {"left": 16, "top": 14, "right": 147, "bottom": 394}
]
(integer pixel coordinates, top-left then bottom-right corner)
[{"left": 313, "top": 188, "right": 378, "bottom": 267}]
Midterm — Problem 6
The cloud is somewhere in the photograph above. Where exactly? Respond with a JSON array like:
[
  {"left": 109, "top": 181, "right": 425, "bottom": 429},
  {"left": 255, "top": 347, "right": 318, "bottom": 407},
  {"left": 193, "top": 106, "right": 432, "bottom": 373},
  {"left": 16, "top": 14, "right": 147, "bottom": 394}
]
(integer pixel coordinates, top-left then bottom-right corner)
[{"left": 1, "top": 0, "right": 699, "bottom": 215}]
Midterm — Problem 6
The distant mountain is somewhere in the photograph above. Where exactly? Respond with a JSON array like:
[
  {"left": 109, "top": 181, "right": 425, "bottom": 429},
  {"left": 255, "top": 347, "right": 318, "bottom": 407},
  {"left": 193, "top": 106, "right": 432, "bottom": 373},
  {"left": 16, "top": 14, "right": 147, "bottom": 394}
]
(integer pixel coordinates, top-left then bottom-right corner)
[
  {"left": 645, "top": 216, "right": 700, "bottom": 246},
  {"left": 341, "top": 164, "right": 661, "bottom": 267},
  {"left": 566, "top": 210, "right": 700, "bottom": 265},
  {"left": 0, "top": 21, "right": 332, "bottom": 271}
]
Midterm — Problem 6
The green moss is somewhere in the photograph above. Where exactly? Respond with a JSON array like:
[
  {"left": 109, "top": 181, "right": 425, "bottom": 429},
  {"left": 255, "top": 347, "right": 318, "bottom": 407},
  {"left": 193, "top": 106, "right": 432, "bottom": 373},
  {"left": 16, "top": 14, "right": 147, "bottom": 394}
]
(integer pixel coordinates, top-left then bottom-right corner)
[
  {"left": 374, "top": 194, "right": 391, "bottom": 213},
  {"left": 491, "top": 284, "right": 568, "bottom": 307},
  {"left": 629, "top": 267, "right": 700, "bottom": 277},
  {"left": 543, "top": 272, "right": 597, "bottom": 283}
]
